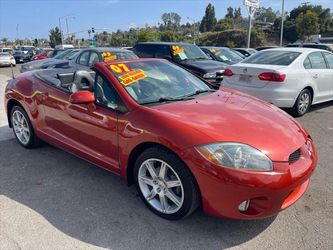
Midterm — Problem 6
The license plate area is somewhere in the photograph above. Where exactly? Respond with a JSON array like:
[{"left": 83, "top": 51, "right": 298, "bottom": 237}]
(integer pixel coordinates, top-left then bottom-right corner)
[{"left": 239, "top": 75, "right": 252, "bottom": 83}]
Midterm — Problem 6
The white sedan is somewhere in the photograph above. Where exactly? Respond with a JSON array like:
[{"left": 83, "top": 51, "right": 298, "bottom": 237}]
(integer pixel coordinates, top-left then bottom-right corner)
[
  {"left": 222, "top": 48, "right": 333, "bottom": 116},
  {"left": 0, "top": 52, "right": 16, "bottom": 67}
]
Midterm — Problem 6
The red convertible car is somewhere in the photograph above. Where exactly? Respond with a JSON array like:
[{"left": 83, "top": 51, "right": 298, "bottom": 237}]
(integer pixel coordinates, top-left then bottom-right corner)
[{"left": 5, "top": 58, "right": 317, "bottom": 220}]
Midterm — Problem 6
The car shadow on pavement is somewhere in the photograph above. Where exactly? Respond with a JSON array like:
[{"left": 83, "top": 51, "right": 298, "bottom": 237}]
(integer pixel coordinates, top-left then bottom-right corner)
[
  {"left": 308, "top": 100, "right": 333, "bottom": 113},
  {"left": 0, "top": 139, "right": 276, "bottom": 250}
]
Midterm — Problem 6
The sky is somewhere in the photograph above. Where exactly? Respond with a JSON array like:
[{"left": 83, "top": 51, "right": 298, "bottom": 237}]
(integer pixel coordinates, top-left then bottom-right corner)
[{"left": 0, "top": 0, "right": 332, "bottom": 40}]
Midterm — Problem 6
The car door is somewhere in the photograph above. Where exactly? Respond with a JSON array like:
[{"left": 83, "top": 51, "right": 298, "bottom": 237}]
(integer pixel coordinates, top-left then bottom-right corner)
[
  {"left": 322, "top": 52, "right": 333, "bottom": 99},
  {"left": 73, "top": 50, "right": 90, "bottom": 70},
  {"left": 306, "top": 52, "right": 331, "bottom": 102},
  {"left": 39, "top": 72, "right": 121, "bottom": 173}
]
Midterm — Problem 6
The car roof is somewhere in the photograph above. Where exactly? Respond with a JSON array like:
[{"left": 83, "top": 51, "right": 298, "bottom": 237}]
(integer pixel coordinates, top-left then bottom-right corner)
[
  {"left": 200, "top": 46, "right": 229, "bottom": 49},
  {"left": 260, "top": 47, "right": 329, "bottom": 53},
  {"left": 136, "top": 42, "right": 195, "bottom": 46},
  {"left": 81, "top": 47, "right": 132, "bottom": 52}
]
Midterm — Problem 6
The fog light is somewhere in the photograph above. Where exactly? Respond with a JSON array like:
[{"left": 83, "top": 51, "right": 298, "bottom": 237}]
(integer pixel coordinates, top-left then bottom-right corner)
[{"left": 238, "top": 200, "right": 250, "bottom": 212}]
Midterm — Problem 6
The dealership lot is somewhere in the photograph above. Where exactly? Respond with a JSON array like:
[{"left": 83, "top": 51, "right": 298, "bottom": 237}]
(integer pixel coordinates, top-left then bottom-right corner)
[{"left": 0, "top": 65, "right": 332, "bottom": 249}]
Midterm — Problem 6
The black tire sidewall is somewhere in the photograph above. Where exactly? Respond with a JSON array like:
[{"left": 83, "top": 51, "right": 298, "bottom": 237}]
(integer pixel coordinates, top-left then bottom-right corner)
[{"left": 133, "top": 147, "right": 199, "bottom": 220}]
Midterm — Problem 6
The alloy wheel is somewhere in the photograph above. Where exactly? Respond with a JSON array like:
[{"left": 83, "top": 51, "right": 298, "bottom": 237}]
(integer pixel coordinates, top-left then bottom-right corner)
[
  {"left": 298, "top": 92, "right": 310, "bottom": 115},
  {"left": 12, "top": 110, "right": 31, "bottom": 145},
  {"left": 138, "top": 158, "right": 184, "bottom": 214}
]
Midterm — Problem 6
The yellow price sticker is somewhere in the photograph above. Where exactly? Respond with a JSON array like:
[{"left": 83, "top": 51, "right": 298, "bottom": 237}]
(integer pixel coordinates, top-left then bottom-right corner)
[
  {"left": 119, "top": 69, "right": 147, "bottom": 86},
  {"left": 172, "top": 45, "right": 184, "bottom": 55}
]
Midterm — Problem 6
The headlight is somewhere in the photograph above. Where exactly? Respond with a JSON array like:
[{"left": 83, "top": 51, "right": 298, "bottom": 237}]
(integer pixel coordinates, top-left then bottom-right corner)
[
  {"left": 195, "top": 143, "right": 273, "bottom": 171},
  {"left": 203, "top": 72, "right": 216, "bottom": 79}
]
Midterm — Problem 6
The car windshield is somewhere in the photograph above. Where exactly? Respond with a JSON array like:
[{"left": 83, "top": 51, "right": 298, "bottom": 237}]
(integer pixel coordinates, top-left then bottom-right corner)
[
  {"left": 173, "top": 44, "right": 209, "bottom": 61},
  {"left": 54, "top": 50, "right": 72, "bottom": 59},
  {"left": 100, "top": 50, "right": 138, "bottom": 61},
  {"left": 242, "top": 50, "right": 301, "bottom": 66},
  {"left": 209, "top": 48, "right": 243, "bottom": 62},
  {"left": 107, "top": 60, "right": 211, "bottom": 105}
]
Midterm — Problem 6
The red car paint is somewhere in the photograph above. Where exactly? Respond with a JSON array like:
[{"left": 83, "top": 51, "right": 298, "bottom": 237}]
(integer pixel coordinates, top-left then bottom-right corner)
[
  {"left": 4, "top": 58, "right": 317, "bottom": 219},
  {"left": 32, "top": 50, "right": 53, "bottom": 61}
]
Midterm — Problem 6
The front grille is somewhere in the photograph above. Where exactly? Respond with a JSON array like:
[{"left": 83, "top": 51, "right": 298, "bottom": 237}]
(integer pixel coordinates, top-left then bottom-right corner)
[{"left": 288, "top": 149, "right": 301, "bottom": 164}]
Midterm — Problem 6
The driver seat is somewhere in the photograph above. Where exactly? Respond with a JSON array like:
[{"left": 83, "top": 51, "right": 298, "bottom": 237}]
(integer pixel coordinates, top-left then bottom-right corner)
[{"left": 71, "top": 70, "right": 95, "bottom": 93}]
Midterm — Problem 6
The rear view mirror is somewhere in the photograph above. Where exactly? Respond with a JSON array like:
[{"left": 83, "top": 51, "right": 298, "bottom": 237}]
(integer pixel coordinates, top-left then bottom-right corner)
[{"left": 69, "top": 90, "right": 95, "bottom": 104}]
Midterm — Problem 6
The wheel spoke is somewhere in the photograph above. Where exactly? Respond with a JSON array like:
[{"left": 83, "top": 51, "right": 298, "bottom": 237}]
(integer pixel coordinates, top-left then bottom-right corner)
[
  {"left": 146, "top": 189, "right": 157, "bottom": 201},
  {"left": 159, "top": 195, "right": 168, "bottom": 212},
  {"left": 166, "top": 180, "right": 181, "bottom": 188},
  {"left": 145, "top": 161, "right": 157, "bottom": 178},
  {"left": 138, "top": 176, "right": 154, "bottom": 186},
  {"left": 166, "top": 190, "right": 181, "bottom": 207},
  {"left": 159, "top": 162, "right": 167, "bottom": 179},
  {"left": 22, "top": 131, "right": 29, "bottom": 143}
]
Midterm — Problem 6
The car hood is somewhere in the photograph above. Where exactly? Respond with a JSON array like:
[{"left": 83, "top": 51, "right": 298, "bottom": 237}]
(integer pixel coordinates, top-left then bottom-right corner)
[
  {"left": 178, "top": 59, "right": 227, "bottom": 73},
  {"left": 150, "top": 89, "right": 306, "bottom": 162}
]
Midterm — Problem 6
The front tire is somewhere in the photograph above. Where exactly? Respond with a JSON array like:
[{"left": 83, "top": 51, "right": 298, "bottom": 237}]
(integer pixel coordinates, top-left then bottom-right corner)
[
  {"left": 291, "top": 89, "right": 312, "bottom": 117},
  {"left": 11, "top": 106, "right": 40, "bottom": 148},
  {"left": 134, "top": 147, "right": 200, "bottom": 220}
]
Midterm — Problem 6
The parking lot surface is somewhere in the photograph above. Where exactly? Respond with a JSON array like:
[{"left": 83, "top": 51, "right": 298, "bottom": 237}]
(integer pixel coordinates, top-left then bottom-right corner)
[{"left": 0, "top": 65, "right": 332, "bottom": 250}]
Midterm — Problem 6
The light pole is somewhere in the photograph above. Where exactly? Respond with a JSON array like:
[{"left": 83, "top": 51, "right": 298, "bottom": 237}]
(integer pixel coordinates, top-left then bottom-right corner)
[
  {"left": 279, "top": 0, "right": 285, "bottom": 47},
  {"left": 59, "top": 15, "right": 75, "bottom": 45},
  {"left": 65, "top": 16, "right": 75, "bottom": 39}
]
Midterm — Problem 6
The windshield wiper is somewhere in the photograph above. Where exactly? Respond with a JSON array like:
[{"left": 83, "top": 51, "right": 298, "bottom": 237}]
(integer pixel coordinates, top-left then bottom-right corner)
[
  {"left": 140, "top": 96, "right": 194, "bottom": 105},
  {"left": 186, "top": 89, "right": 216, "bottom": 97}
]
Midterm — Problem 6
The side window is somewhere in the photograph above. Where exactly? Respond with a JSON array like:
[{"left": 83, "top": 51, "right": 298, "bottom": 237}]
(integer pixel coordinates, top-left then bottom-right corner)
[
  {"left": 303, "top": 57, "right": 312, "bottom": 69},
  {"left": 88, "top": 52, "right": 99, "bottom": 66},
  {"left": 94, "top": 74, "right": 127, "bottom": 112},
  {"left": 323, "top": 52, "right": 333, "bottom": 69},
  {"left": 155, "top": 45, "right": 171, "bottom": 59},
  {"left": 78, "top": 51, "right": 90, "bottom": 66},
  {"left": 308, "top": 52, "right": 328, "bottom": 69}
]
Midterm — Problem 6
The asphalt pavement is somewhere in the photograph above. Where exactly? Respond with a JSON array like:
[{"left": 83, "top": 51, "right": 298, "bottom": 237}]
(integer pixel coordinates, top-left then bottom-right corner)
[{"left": 0, "top": 65, "right": 332, "bottom": 250}]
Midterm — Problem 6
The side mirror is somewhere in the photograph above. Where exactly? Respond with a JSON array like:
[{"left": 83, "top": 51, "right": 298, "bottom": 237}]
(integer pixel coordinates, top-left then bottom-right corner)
[{"left": 69, "top": 90, "right": 95, "bottom": 104}]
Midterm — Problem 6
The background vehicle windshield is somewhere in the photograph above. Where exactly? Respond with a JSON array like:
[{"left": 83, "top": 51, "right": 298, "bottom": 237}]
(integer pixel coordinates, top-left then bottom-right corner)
[
  {"left": 173, "top": 44, "right": 209, "bottom": 61},
  {"left": 211, "top": 48, "right": 243, "bottom": 62},
  {"left": 242, "top": 50, "right": 301, "bottom": 66},
  {"left": 108, "top": 60, "right": 210, "bottom": 104},
  {"left": 0, "top": 53, "right": 10, "bottom": 57},
  {"left": 101, "top": 50, "right": 138, "bottom": 60}
]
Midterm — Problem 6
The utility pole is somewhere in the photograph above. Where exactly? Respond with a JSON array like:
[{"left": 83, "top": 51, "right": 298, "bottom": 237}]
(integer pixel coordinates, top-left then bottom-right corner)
[
  {"left": 58, "top": 17, "right": 63, "bottom": 45},
  {"left": 280, "top": 0, "right": 285, "bottom": 47},
  {"left": 244, "top": 0, "right": 259, "bottom": 49}
]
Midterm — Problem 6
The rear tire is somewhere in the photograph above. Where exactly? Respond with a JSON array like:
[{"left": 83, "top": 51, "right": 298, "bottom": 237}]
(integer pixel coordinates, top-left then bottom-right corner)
[
  {"left": 291, "top": 89, "right": 312, "bottom": 117},
  {"left": 134, "top": 146, "right": 200, "bottom": 220},
  {"left": 11, "top": 106, "right": 41, "bottom": 148}
]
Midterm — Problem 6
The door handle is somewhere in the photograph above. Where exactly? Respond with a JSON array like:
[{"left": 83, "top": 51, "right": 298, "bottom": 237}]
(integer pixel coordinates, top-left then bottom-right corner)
[{"left": 312, "top": 74, "right": 318, "bottom": 79}]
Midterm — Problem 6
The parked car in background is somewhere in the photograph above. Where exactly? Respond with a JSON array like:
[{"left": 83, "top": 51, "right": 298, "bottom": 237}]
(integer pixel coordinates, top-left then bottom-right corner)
[
  {"left": 5, "top": 58, "right": 317, "bottom": 220},
  {"left": 233, "top": 48, "right": 257, "bottom": 57},
  {"left": 222, "top": 48, "right": 333, "bottom": 116},
  {"left": 69, "top": 47, "right": 138, "bottom": 72},
  {"left": 200, "top": 46, "right": 244, "bottom": 64},
  {"left": 0, "top": 47, "right": 14, "bottom": 55},
  {"left": 256, "top": 46, "right": 279, "bottom": 51},
  {"left": 20, "top": 49, "right": 81, "bottom": 73},
  {"left": 0, "top": 52, "right": 16, "bottom": 67},
  {"left": 55, "top": 44, "right": 74, "bottom": 50},
  {"left": 133, "top": 42, "right": 228, "bottom": 87},
  {"left": 302, "top": 43, "right": 333, "bottom": 53},
  {"left": 14, "top": 50, "right": 32, "bottom": 63},
  {"left": 31, "top": 49, "right": 54, "bottom": 61}
]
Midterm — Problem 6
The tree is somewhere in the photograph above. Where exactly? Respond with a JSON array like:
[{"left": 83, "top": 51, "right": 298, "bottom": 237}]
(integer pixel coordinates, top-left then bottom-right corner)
[
  {"left": 296, "top": 10, "right": 320, "bottom": 41},
  {"left": 49, "top": 27, "right": 62, "bottom": 48},
  {"left": 214, "top": 18, "right": 233, "bottom": 32},
  {"left": 161, "top": 12, "right": 181, "bottom": 31},
  {"left": 255, "top": 7, "right": 277, "bottom": 23},
  {"left": 319, "top": 8, "right": 332, "bottom": 33},
  {"left": 199, "top": 3, "right": 217, "bottom": 32},
  {"left": 225, "top": 7, "right": 234, "bottom": 19}
]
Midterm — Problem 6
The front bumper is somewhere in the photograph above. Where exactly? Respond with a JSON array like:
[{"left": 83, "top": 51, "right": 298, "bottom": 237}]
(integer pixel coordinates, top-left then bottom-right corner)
[{"left": 182, "top": 140, "right": 317, "bottom": 219}]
